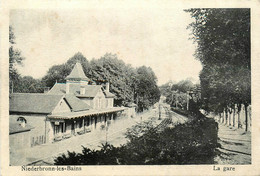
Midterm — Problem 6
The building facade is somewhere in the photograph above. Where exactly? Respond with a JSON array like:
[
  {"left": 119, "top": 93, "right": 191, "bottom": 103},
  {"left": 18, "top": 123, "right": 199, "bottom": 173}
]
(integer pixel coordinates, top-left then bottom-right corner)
[{"left": 9, "top": 63, "right": 127, "bottom": 147}]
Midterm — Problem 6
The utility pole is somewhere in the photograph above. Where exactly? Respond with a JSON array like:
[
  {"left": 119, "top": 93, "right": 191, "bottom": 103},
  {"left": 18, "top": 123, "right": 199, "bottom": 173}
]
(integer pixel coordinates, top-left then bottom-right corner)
[
  {"left": 175, "top": 93, "right": 178, "bottom": 108},
  {"left": 158, "top": 103, "right": 162, "bottom": 120},
  {"left": 187, "top": 91, "right": 189, "bottom": 110}
]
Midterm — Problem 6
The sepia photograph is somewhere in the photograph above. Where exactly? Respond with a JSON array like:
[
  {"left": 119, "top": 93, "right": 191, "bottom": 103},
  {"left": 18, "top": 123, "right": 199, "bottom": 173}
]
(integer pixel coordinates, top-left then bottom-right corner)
[
  {"left": 1, "top": 1, "right": 260, "bottom": 175},
  {"left": 8, "top": 7, "right": 252, "bottom": 166}
]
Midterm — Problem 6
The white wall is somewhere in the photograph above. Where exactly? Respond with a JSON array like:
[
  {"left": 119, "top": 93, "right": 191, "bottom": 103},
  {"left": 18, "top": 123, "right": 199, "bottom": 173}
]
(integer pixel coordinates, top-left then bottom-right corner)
[
  {"left": 106, "top": 98, "right": 114, "bottom": 108},
  {"left": 93, "top": 89, "right": 106, "bottom": 109},
  {"left": 10, "top": 114, "right": 47, "bottom": 146},
  {"left": 10, "top": 130, "right": 31, "bottom": 151},
  {"left": 52, "top": 98, "right": 71, "bottom": 114}
]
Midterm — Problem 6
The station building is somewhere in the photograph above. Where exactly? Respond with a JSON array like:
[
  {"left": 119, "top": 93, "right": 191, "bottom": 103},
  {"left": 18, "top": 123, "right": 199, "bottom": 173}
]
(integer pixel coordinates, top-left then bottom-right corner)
[{"left": 9, "top": 63, "right": 130, "bottom": 149}]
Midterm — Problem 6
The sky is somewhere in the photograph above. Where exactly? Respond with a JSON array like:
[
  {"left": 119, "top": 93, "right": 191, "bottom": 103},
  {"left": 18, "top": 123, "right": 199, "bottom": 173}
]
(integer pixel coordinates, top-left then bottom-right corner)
[{"left": 10, "top": 8, "right": 202, "bottom": 85}]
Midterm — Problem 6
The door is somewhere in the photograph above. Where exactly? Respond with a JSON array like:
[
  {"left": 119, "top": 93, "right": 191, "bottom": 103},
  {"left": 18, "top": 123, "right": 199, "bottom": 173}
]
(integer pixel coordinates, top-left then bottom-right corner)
[{"left": 71, "top": 121, "right": 75, "bottom": 135}]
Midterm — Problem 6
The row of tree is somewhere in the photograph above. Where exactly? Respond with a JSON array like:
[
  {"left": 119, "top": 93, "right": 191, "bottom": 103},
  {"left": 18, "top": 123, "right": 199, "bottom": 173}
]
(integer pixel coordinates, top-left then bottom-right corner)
[
  {"left": 185, "top": 9, "right": 251, "bottom": 131},
  {"left": 159, "top": 79, "right": 198, "bottom": 110},
  {"left": 9, "top": 26, "right": 160, "bottom": 112}
]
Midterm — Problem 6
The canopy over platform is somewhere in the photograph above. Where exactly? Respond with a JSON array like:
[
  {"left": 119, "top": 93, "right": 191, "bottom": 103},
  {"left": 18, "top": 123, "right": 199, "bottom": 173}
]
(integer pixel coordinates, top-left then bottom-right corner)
[{"left": 48, "top": 107, "right": 126, "bottom": 120}]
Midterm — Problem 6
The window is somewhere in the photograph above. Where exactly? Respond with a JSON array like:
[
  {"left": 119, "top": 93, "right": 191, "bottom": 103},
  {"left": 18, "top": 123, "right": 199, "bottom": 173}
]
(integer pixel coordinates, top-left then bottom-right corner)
[
  {"left": 61, "top": 123, "right": 66, "bottom": 133},
  {"left": 17, "top": 117, "right": 27, "bottom": 123},
  {"left": 54, "top": 123, "right": 60, "bottom": 135}
]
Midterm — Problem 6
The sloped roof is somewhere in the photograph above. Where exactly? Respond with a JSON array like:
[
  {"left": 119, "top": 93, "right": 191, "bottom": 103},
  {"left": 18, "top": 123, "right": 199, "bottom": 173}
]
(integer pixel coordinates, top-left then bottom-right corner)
[
  {"left": 9, "top": 117, "right": 34, "bottom": 134},
  {"left": 65, "top": 63, "right": 89, "bottom": 81},
  {"left": 68, "top": 84, "right": 81, "bottom": 94},
  {"left": 48, "top": 83, "right": 103, "bottom": 98},
  {"left": 10, "top": 93, "right": 64, "bottom": 114},
  {"left": 48, "top": 83, "right": 102, "bottom": 98},
  {"left": 103, "top": 90, "right": 115, "bottom": 98},
  {"left": 76, "top": 85, "right": 102, "bottom": 98},
  {"left": 48, "top": 107, "right": 127, "bottom": 119},
  {"left": 9, "top": 122, "right": 34, "bottom": 134},
  {"left": 48, "top": 83, "right": 66, "bottom": 94},
  {"left": 48, "top": 83, "right": 81, "bottom": 95},
  {"left": 64, "top": 95, "right": 92, "bottom": 112}
]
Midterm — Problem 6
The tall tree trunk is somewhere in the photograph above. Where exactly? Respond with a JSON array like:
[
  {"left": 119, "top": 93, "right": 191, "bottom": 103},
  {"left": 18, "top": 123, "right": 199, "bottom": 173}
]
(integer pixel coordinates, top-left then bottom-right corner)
[
  {"left": 245, "top": 103, "right": 248, "bottom": 132},
  {"left": 222, "top": 112, "right": 224, "bottom": 123},
  {"left": 225, "top": 108, "right": 228, "bottom": 125},
  {"left": 229, "top": 112, "right": 231, "bottom": 126},
  {"left": 233, "top": 107, "right": 236, "bottom": 127},
  {"left": 228, "top": 108, "right": 232, "bottom": 126},
  {"left": 237, "top": 104, "right": 242, "bottom": 129},
  {"left": 237, "top": 111, "right": 241, "bottom": 128}
]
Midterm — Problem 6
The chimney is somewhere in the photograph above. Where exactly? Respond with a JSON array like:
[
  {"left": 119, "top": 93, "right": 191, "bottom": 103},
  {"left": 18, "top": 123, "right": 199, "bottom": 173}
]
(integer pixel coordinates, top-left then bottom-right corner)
[
  {"left": 80, "top": 85, "right": 86, "bottom": 95},
  {"left": 66, "top": 82, "right": 70, "bottom": 94},
  {"left": 44, "top": 87, "right": 50, "bottom": 93},
  {"left": 106, "top": 82, "right": 110, "bottom": 92}
]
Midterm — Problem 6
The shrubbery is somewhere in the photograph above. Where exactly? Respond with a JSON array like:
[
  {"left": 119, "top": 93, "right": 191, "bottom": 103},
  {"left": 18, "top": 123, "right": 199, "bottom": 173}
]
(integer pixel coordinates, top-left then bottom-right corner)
[{"left": 55, "top": 114, "right": 219, "bottom": 165}]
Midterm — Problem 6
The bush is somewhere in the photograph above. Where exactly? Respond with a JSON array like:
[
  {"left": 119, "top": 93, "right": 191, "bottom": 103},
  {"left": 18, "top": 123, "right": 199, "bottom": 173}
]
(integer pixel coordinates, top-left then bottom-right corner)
[
  {"left": 55, "top": 114, "right": 219, "bottom": 165},
  {"left": 157, "top": 117, "right": 219, "bottom": 164}
]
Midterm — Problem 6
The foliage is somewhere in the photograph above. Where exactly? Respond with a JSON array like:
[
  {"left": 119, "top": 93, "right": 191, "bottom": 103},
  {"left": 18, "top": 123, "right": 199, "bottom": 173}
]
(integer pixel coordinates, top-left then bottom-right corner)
[
  {"left": 55, "top": 113, "right": 219, "bottom": 165},
  {"left": 42, "top": 52, "right": 89, "bottom": 87},
  {"left": 41, "top": 52, "right": 160, "bottom": 110},
  {"left": 11, "top": 76, "right": 44, "bottom": 93},
  {"left": 86, "top": 53, "right": 138, "bottom": 106},
  {"left": 135, "top": 66, "right": 161, "bottom": 111},
  {"left": 125, "top": 120, "right": 156, "bottom": 141},
  {"left": 171, "top": 79, "right": 194, "bottom": 93},
  {"left": 156, "top": 116, "right": 219, "bottom": 164},
  {"left": 185, "top": 9, "right": 251, "bottom": 130},
  {"left": 159, "top": 79, "right": 195, "bottom": 109},
  {"left": 9, "top": 26, "right": 25, "bottom": 93}
]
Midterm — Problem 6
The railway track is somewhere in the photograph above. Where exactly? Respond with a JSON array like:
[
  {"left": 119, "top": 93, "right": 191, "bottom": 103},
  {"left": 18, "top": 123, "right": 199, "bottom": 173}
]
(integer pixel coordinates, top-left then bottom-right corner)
[
  {"left": 155, "top": 104, "right": 188, "bottom": 132},
  {"left": 155, "top": 105, "right": 172, "bottom": 131}
]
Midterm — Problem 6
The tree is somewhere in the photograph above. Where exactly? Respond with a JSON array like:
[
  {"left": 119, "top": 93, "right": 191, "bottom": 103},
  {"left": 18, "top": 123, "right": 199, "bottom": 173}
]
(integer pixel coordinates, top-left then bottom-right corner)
[
  {"left": 135, "top": 66, "right": 160, "bottom": 111},
  {"left": 42, "top": 52, "right": 160, "bottom": 111},
  {"left": 13, "top": 76, "right": 44, "bottom": 93},
  {"left": 42, "top": 52, "right": 89, "bottom": 88},
  {"left": 171, "top": 79, "right": 193, "bottom": 93},
  {"left": 9, "top": 26, "right": 25, "bottom": 93},
  {"left": 87, "top": 53, "right": 138, "bottom": 106},
  {"left": 160, "top": 79, "right": 194, "bottom": 109},
  {"left": 185, "top": 9, "right": 251, "bottom": 131},
  {"left": 41, "top": 52, "right": 160, "bottom": 110},
  {"left": 42, "top": 64, "right": 71, "bottom": 87}
]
